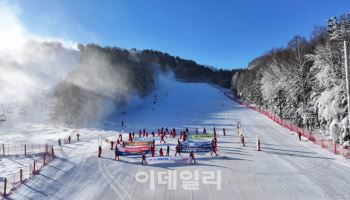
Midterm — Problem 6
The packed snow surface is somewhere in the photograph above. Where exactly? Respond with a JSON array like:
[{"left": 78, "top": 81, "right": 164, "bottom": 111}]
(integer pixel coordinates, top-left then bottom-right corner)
[{"left": 3, "top": 78, "right": 350, "bottom": 200}]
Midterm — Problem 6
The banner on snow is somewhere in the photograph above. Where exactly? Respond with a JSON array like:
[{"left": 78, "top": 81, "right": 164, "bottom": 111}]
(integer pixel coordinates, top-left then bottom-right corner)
[
  {"left": 179, "top": 147, "right": 212, "bottom": 153},
  {"left": 118, "top": 150, "right": 150, "bottom": 156},
  {"left": 123, "top": 146, "right": 150, "bottom": 153},
  {"left": 146, "top": 157, "right": 191, "bottom": 165},
  {"left": 134, "top": 136, "right": 160, "bottom": 142},
  {"left": 189, "top": 134, "right": 214, "bottom": 139},
  {"left": 182, "top": 140, "right": 212, "bottom": 147},
  {"left": 124, "top": 141, "right": 152, "bottom": 147}
]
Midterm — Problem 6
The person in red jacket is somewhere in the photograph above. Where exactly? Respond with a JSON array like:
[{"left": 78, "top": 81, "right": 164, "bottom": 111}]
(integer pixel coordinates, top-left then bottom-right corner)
[
  {"left": 211, "top": 140, "right": 218, "bottom": 157},
  {"left": 175, "top": 145, "right": 181, "bottom": 156},
  {"left": 160, "top": 133, "right": 166, "bottom": 143},
  {"left": 189, "top": 150, "right": 196, "bottom": 163},
  {"left": 98, "top": 146, "right": 102, "bottom": 157},
  {"left": 128, "top": 133, "right": 132, "bottom": 142},
  {"left": 183, "top": 132, "right": 187, "bottom": 142},
  {"left": 151, "top": 145, "right": 155, "bottom": 157},
  {"left": 159, "top": 148, "right": 164, "bottom": 156}
]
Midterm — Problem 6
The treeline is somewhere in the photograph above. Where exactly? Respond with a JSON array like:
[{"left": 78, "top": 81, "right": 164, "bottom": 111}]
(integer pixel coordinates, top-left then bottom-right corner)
[
  {"left": 232, "top": 27, "right": 348, "bottom": 142},
  {"left": 53, "top": 44, "right": 236, "bottom": 125}
]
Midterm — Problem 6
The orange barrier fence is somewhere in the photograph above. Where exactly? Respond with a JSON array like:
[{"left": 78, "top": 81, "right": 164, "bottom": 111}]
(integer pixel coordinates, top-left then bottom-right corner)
[
  {"left": 0, "top": 144, "right": 55, "bottom": 197},
  {"left": 224, "top": 92, "right": 350, "bottom": 159}
]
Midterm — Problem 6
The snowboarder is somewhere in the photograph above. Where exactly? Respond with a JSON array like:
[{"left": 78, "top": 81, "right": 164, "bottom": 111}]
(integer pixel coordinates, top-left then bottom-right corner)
[
  {"left": 166, "top": 145, "right": 170, "bottom": 156},
  {"left": 189, "top": 150, "right": 196, "bottom": 163},
  {"left": 159, "top": 148, "right": 164, "bottom": 157},
  {"left": 142, "top": 153, "right": 146, "bottom": 165},
  {"left": 115, "top": 147, "right": 120, "bottom": 160},
  {"left": 76, "top": 133, "right": 80, "bottom": 141},
  {"left": 98, "top": 146, "right": 102, "bottom": 158},
  {"left": 58, "top": 138, "right": 61, "bottom": 147}
]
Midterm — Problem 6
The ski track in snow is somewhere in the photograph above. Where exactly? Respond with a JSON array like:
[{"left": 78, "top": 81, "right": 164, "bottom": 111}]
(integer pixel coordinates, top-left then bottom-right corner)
[{"left": 4, "top": 79, "right": 350, "bottom": 200}]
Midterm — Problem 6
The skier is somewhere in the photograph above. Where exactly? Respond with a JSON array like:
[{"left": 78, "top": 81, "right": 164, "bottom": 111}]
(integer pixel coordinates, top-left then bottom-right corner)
[
  {"left": 298, "top": 131, "right": 302, "bottom": 141},
  {"left": 223, "top": 128, "right": 226, "bottom": 136},
  {"left": 195, "top": 128, "right": 198, "bottom": 135},
  {"left": 179, "top": 131, "right": 183, "bottom": 139},
  {"left": 203, "top": 128, "right": 207, "bottom": 135},
  {"left": 132, "top": 132, "right": 135, "bottom": 139},
  {"left": 58, "top": 138, "right": 61, "bottom": 147},
  {"left": 115, "top": 147, "right": 120, "bottom": 160},
  {"left": 178, "top": 139, "right": 181, "bottom": 147},
  {"left": 146, "top": 131, "right": 149, "bottom": 137},
  {"left": 189, "top": 150, "right": 196, "bottom": 163},
  {"left": 139, "top": 130, "right": 142, "bottom": 138},
  {"left": 68, "top": 136, "right": 71, "bottom": 144},
  {"left": 76, "top": 133, "right": 80, "bottom": 141},
  {"left": 183, "top": 131, "right": 187, "bottom": 142},
  {"left": 142, "top": 153, "right": 146, "bottom": 165},
  {"left": 128, "top": 133, "right": 132, "bottom": 142},
  {"left": 159, "top": 148, "right": 164, "bottom": 157},
  {"left": 166, "top": 145, "right": 170, "bottom": 156},
  {"left": 152, "top": 131, "right": 155, "bottom": 137},
  {"left": 98, "top": 146, "right": 102, "bottom": 158},
  {"left": 186, "top": 127, "right": 189, "bottom": 133}
]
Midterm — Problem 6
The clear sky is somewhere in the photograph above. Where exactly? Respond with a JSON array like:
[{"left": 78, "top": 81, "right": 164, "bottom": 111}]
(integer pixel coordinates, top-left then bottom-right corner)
[{"left": 16, "top": 0, "right": 350, "bottom": 69}]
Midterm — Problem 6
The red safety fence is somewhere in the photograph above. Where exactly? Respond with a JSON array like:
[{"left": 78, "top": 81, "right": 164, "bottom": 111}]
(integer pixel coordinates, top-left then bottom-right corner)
[
  {"left": 223, "top": 92, "right": 350, "bottom": 159},
  {"left": 0, "top": 143, "right": 50, "bottom": 156},
  {"left": 0, "top": 144, "right": 55, "bottom": 197}
]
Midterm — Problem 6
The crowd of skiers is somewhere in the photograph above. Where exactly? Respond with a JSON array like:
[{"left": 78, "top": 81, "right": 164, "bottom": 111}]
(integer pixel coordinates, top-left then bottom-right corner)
[{"left": 97, "top": 126, "right": 226, "bottom": 164}]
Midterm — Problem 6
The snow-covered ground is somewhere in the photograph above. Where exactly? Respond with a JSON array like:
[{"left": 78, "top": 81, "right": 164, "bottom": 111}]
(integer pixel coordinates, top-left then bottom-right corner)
[{"left": 3, "top": 78, "right": 350, "bottom": 200}]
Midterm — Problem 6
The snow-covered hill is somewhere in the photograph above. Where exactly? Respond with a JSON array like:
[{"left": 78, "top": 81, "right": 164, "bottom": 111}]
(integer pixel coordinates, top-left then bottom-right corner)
[{"left": 3, "top": 77, "right": 350, "bottom": 200}]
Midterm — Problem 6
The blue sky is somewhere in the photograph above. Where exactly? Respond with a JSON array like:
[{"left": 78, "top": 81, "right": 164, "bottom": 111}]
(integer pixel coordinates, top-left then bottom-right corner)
[{"left": 17, "top": 0, "right": 350, "bottom": 69}]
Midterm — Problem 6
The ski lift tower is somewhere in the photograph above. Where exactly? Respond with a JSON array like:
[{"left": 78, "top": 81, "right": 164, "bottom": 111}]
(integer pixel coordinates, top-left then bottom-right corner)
[{"left": 327, "top": 14, "right": 350, "bottom": 132}]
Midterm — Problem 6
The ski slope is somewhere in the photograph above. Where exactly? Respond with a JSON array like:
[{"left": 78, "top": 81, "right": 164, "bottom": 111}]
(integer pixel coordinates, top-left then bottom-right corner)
[{"left": 6, "top": 77, "right": 350, "bottom": 200}]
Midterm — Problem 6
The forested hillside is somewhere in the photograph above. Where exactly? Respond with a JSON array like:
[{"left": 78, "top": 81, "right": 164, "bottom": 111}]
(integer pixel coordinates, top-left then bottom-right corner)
[{"left": 232, "top": 27, "right": 349, "bottom": 143}]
